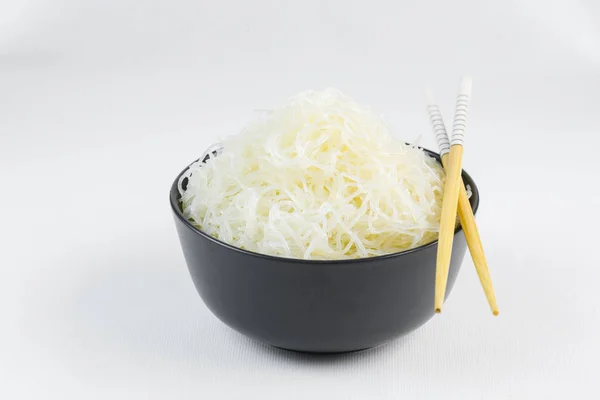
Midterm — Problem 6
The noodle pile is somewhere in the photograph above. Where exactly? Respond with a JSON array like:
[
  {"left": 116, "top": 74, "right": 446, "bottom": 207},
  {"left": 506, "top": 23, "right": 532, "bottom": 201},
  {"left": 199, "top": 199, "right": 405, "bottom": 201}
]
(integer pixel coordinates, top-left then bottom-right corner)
[{"left": 179, "top": 89, "right": 446, "bottom": 260}]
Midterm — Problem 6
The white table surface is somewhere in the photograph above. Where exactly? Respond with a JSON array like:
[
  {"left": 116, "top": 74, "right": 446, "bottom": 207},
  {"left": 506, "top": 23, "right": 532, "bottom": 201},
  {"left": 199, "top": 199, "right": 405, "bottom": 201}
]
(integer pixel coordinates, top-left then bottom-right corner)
[{"left": 2, "top": 1, "right": 599, "bottom": 399}]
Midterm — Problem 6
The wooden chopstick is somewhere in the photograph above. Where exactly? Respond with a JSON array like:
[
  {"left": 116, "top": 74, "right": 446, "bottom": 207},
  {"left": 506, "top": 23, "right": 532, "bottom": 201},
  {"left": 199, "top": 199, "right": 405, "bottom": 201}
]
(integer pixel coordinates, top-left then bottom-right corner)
[
  {"left": 425, "top": 86, "right": 499, "bottom": 316},
  {"left": 433, "top": 76, "right": 472, "bottom": 314}
]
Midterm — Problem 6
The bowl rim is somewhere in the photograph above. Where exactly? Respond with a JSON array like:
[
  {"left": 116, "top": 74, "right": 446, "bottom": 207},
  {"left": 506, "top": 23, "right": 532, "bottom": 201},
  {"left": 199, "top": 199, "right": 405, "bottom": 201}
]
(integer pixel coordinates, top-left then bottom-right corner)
[{"left": 169, "top": 147, "right": 480, "bottom": 265}]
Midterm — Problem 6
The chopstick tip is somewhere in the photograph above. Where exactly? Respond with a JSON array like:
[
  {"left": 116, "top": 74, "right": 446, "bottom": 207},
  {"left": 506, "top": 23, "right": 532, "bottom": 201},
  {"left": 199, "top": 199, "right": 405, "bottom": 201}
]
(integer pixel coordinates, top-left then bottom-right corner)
[
  {"left": 435, "top": 308, "right": 442, "bottom": 314},
  {"left": 459, "top": 76, "right": 472, "bottom": 96},
  {"left": 492, "top": 309, "right": 499, "bottom": 316}
]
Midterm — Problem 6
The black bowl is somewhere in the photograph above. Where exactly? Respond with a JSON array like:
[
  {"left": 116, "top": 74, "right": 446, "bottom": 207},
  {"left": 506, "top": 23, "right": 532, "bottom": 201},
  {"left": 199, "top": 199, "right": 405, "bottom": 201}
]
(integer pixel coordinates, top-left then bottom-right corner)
[{"left": 170, "top": 149, "right": 479, "bottom": 353}]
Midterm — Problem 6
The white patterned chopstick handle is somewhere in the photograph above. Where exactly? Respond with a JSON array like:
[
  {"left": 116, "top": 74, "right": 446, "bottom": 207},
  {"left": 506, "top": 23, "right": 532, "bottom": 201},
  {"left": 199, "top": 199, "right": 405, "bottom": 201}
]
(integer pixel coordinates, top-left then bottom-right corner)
[
  {"left": 425, "top": 87, "right": 451, "bottom": 157},
  {"left": 451, "top": 76, "right": 472, "bottom": 147}
]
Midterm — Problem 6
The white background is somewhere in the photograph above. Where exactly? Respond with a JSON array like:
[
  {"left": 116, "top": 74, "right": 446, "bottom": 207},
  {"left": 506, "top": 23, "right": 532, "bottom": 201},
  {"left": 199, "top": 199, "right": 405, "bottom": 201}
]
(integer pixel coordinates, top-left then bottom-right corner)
[{"left": 2, "top": 1, "right": 599, "bottom": 399}]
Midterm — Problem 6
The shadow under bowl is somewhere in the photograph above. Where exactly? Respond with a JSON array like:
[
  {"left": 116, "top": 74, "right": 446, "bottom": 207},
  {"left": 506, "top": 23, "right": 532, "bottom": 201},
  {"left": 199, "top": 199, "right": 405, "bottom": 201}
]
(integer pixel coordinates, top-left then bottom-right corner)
[{"left": 170, "top": 148, "right": 479, "bottom": 353}]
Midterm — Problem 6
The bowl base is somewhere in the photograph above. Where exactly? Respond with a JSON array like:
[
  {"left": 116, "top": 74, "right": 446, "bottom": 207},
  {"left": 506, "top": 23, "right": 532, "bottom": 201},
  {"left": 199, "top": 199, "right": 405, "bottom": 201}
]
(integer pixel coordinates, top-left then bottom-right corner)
[{"left": 270, "top": 344, "right": 376, "bottom": 355}]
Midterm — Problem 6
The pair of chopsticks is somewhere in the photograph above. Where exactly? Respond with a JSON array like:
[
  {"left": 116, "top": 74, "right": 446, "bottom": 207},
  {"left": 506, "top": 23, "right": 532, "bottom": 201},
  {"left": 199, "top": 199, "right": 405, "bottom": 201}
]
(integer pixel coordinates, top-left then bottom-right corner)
[{"left": 425, "top": 77, "right": 499, "bottom": 316}]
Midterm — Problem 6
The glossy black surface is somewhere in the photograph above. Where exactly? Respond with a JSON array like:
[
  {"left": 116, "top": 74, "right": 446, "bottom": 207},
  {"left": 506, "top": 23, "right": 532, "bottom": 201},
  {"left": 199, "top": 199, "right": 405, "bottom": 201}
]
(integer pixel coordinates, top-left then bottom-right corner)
[{"left": 170, "top": 149, "right": 479, "bottom": 353}]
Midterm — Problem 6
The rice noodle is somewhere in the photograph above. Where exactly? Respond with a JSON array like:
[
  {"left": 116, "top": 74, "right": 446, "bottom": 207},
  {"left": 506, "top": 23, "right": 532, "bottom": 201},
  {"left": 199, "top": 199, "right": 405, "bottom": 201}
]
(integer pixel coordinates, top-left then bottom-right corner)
[{"left": 179, "top": 88, "right": 446, "bottom": 260}]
